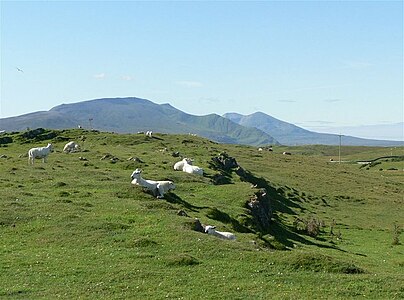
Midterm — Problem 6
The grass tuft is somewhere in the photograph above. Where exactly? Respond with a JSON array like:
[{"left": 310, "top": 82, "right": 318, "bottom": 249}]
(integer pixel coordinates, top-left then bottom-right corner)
[
  {"left": 286, "top": 252, "right": 364, "bottom": 274},
  {"left": 166, "top": 254, "right": 200, "bottom": 266}
]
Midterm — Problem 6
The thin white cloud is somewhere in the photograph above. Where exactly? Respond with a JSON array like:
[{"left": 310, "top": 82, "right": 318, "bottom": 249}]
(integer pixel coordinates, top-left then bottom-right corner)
[
  {"left": 176, "top": 81, "right": 203, "bottom": 88},
  {"left": 199, "top": 97, "right": 219, "bottom": 104},
  {"left": 341, "top": 60, "right": 373, "bottom": 69},
  {"left": 324, "top": 99, "right": 343, "bottom": 103},
  {"left": 303, "top": 120, "right": 336, "bottom": 125},
  {"left": 94, "top": 73, "right": 106, "bottom": 79},
  {"left": 278, "top": 99, "right": 297, "bottom": 103},
  {"left": 121, "top": 75, "right": 134, "bottom": 81}
]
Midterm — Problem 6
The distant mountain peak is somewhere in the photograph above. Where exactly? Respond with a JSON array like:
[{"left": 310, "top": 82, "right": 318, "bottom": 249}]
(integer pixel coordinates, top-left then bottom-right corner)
[
  {"left": 0, "top": 97, "right": 278, "bottom": 146},
  {"left": 223, "top": 111, "right": 402, "bottom": 146}
]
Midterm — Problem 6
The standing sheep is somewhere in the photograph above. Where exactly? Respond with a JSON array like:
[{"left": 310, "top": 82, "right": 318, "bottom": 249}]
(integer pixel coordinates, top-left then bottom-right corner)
[{"left": 28, "top": 143, "right": 53, "bottom": 164}]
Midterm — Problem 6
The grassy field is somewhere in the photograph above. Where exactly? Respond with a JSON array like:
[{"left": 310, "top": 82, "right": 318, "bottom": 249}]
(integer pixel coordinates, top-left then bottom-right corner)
[{"left": 1, "top": 129, "right": 403, "bottom": 299}]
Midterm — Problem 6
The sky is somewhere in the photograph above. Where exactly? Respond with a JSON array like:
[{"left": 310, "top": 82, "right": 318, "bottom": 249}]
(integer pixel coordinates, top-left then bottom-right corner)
[{"left": 1, "top": 0, "right": 403, "bottom": 140}]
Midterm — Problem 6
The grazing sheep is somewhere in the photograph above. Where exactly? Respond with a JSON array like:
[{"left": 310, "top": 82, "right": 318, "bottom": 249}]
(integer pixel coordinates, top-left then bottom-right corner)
[
  {"left": 182, "top": 158, "right": 204, "bottom": 176},
  {"left": 145, "top": 131, "right": 153, "bottom": 137},
  {"left": 130, "top": 169, "right": 175, "bottom": 198},
  {"left": 283, "top": 152, "right": 292, "bottom": 155},
  {"left": 63, "top": 141, "right": 80, "bottom": 153},
  {"left": 204, "top": 225, "right": 236, "bottom": 240},
  {"left": 28, "top": 143, "right": 53, "bottom": 164},
  {"left": 173, "top": 158, "right": 193, "bottom": 171}
]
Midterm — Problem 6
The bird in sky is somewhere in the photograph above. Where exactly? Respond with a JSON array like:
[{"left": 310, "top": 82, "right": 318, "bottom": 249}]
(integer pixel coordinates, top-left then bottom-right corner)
[{"left": 16, "top": 67, "right": 24, "bottom": 73}]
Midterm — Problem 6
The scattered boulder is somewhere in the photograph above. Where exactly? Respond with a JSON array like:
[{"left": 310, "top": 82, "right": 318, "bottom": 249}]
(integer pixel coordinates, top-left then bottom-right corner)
[
  {"left": 172, "top": 151, "right": 180, "bottom": 157},
  {"left": 100, "top": 153, "right": 120, "bottom": 163},
  {"left": 127, "top": 156, "right": 144, "bottom": 163},
  {"left": 20, "top": 128, "right": 58, "bottom": 141},
  {"left": 183, "top": 218, "right": 205, "bottom": 233},
  {"left": 177, "top": 210, "right": 189, "bottom": 217},
  {"left": 211, "top": 152, "right": 239, "bottom": 171}
]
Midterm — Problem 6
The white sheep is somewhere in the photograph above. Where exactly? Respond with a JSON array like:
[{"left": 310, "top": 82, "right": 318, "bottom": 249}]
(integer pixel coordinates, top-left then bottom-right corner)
[
  {"left": 204, "top": 225, "right": 236, "bottom": 240},
  {"left": 28, "top": 143, "right": 53, "bottom": 164},
  {"left": 130, "top": 169, "right": 175, "bottom": 198},
  {"left": 182, "top": 158, "right": 203, "bottom": 176},
  {"left": 173, "top": 158, "right": 193, "bottom": 171},
  {"left": 63, "top": 141, "right": 80, "bottom": 153},
  {"left": 145, "top": 131, "right": 153, "bottom": 137}
]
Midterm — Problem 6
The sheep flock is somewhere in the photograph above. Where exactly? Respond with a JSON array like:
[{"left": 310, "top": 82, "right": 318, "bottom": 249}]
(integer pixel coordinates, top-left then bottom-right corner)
[{"left": 24, "top": 137, "right": 243, "bottom": 241}]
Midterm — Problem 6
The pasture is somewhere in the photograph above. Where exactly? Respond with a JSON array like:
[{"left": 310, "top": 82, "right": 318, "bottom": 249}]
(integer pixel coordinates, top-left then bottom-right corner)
[{"left": 0, "top": 129, "right": 403, "bottom": 299}]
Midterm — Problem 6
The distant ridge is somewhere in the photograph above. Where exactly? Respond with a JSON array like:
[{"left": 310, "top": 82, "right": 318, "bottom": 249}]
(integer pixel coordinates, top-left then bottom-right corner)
[
  {"left": 1, "top": 97, "right": 401, "bottom": 146},
  {"left": 223, "top": 112, "right": 403, "bottom": 146},
  {"left": 0, "top": 97, "right": 278, "bottom": 146}
]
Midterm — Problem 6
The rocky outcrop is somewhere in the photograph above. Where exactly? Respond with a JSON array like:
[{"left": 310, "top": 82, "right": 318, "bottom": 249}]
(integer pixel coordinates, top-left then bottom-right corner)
[{"left": 246, "top": 189, "right": 272, "bottom": 232}]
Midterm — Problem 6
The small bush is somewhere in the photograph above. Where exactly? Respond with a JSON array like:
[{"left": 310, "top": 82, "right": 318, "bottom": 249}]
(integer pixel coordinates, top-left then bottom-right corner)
[
  {"left": 392, "top": 223, "right": 401, "bottom": 245},
  {"left": 166, "top": 254, "right": 200, "bottom": 266},
  {"left": 293, "top": 216, "right": 325, "bottom": 237}
]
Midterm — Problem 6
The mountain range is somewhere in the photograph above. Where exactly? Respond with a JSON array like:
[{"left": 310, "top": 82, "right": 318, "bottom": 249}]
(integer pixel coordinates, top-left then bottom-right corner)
[
  {"left": 0, "top": 97, "right": 402, "bottom": 146},
  {"left": 223, "top": 112, "right": 402, "bottom": 146}
]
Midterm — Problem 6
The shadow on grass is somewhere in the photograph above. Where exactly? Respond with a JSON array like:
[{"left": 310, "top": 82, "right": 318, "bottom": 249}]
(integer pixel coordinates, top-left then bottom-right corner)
[
  {"left": 164, "top": 193, "right": 209, "bottom": 212},
  {"left": 235, "top": 167, "right": 305, "bottom": 215},
  {"left": 239, "top": 170, "right": 347, "bottom": 251},
  {"left": 266, "top": 216, "right": 348, "bottom": 252},
  {"left": 205, "top": 207, "right": 252, "bottom": 233}
]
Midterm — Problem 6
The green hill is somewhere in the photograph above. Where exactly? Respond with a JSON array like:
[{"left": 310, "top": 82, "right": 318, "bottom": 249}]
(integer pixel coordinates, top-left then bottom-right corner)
[{"left": 0, "top": 129, "right": 403, "bottom": 299}]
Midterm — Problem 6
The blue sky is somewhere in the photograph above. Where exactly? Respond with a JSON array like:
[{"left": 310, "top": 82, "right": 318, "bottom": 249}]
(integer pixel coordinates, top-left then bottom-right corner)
[{"left": 1, "top": 1, "right": 403, "bottom": 139}]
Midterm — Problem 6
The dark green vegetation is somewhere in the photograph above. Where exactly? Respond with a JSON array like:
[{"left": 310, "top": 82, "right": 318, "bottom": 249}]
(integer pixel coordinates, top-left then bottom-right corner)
[{"left": 1, "top": 129, "right": 403, "bottom": 299}]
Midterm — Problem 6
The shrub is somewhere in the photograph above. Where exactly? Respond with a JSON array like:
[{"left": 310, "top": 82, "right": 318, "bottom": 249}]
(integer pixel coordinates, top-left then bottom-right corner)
[
  {"left": 392, "top": 223, "right": 401, "bottom": 245},
  {"left": 166, "top": 254, "right": 200, "bottom": 266},
  {"left": 293, "top": 216, "right": 325, "bottom": 237}
]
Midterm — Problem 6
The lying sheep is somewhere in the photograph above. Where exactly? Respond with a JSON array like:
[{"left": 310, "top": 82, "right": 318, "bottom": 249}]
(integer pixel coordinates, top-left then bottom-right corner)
[
  {"left": 63, "top": 141, "right": 80, "bottom": 153},
  {"left": 182, "top": 158, "right": 204, "bottom": 176},
  {"left": 173, "top": 158, "right": 193, "bottom": 171},
  {"left": 28, "top": 143, "right": 53, "bottom": 164},
  {"left": 130, "top": 169, "right": 175, "bottom": 198},
  {"left": 204, "top": 225, "right": 236, "bottom": 240}
]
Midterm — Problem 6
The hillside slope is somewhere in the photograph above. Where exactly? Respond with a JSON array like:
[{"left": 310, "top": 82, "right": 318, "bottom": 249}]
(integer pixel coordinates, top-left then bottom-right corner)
[
  {"left": 224, "top": 112, "right": 402, "bottom": 146},
  {"left": 0, "top": 129, "right": 403, "bottom": 298}
]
